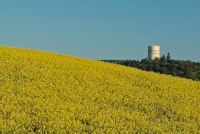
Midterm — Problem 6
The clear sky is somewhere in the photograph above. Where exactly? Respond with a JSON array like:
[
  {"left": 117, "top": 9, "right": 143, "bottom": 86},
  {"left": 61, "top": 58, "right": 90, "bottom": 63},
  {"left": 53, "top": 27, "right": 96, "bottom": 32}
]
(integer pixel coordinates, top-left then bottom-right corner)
[{"left": 0, "top": 1, "right": 199, "bottom": 61}]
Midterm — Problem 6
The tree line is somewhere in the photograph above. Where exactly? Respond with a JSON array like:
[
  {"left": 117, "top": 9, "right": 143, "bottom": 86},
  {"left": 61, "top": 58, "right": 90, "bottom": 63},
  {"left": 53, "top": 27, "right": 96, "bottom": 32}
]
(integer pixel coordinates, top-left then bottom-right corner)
[{"left": 103, "top": 53, "right": 200, "bottom": 81}]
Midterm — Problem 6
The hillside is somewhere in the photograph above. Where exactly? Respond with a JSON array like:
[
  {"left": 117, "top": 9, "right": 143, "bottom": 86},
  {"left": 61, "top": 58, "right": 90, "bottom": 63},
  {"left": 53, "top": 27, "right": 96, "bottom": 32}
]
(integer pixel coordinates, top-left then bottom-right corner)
[{"left": 0, "top": 45, "right": 200, "bottom": 133}]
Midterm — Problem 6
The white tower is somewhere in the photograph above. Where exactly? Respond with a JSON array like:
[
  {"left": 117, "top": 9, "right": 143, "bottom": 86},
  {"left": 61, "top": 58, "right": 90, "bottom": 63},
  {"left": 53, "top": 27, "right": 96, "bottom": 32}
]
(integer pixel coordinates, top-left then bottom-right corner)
[{"left": 148, "top": 45, "right": 160, "bottom": 63}]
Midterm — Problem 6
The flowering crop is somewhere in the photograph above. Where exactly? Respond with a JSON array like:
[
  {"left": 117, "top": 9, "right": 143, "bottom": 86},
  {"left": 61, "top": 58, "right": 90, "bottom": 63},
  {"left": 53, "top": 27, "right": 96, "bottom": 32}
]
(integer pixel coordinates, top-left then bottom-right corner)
[{"left": 0, "top": 45, "right": 200, "bottom": 133}]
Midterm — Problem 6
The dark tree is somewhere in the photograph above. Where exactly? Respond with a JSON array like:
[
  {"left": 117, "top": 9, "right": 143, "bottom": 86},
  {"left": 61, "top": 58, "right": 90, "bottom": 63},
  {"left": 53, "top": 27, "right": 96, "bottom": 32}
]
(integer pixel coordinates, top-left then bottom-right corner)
[
  {"left": 153, "top": 63, "right": 160, "bottom": 73},
  {"left": 184, "top": 66, "right": 193, "bottom": 79},
  {"left": 160, "top": 55, "right": 166, "bottom": 63},
  {"left": 167, "top": 52, "right": 171, "bottom": 62},
  {"left": 141, "top": 64, "right": 147, "bottom": 71},
  {"left": 124, "top": 60, "right": 129, "bottom": 66},
  {"left": 193, "top": 64, "right": 199, "bottom": 72},
  {"left": 153, "top": 57, "right": 160, "bottom": 64},
  {"left": 161, "top": 65, "right": 167, "bottom": 74},
  {"left": 169, "top": 61, "right": 177, "bottom": 76},
  {"left": 196, "top": 72, "right": 200, "bottom": 79},
  {"left": 148, "top": 64, "right": 153, "bottom": 71},
  {"left": 141, "top": 58, "right": 147, "bottom": 64},
  {"left": 177, "top": 64, "right": 185, "bottom": 71},
  {"left": 197, "top": 63, "right": 200, "bottom": 71},
  {"left": 169, "top": 59, "right": 175, "bottom": 64},
  {"left": 176, "top": 70, "right": 182, "bottom": 77},
  {"left": 130, "top": 60, "right": 135, "bottom": 67},
  {"left": 103, "top": 54, "right": 199, "bottom": 80},
  {"left": 177, "top": 64, "right": 185, "bottom": 77}
]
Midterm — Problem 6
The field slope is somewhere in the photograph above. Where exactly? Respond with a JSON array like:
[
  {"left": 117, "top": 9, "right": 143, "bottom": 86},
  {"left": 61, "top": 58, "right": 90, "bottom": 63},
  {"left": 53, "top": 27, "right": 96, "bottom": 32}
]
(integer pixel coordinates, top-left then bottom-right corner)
[{"left": 0, "top": 45, "right": 200, "bottom": 133}]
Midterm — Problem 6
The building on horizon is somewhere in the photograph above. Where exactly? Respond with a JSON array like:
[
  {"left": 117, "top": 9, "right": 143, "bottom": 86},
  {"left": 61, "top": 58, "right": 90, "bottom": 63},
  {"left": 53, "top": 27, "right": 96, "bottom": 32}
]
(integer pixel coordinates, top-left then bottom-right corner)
[{"left": 148, "top": 45, "right": 160, "bottom": 63}]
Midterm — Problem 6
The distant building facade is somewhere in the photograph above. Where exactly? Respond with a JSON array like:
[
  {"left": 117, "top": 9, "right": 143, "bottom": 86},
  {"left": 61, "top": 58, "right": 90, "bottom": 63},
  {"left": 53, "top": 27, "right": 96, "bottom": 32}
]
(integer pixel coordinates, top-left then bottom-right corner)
[{"left": 148, "top": 45, "right": 160, "bottom": 63}]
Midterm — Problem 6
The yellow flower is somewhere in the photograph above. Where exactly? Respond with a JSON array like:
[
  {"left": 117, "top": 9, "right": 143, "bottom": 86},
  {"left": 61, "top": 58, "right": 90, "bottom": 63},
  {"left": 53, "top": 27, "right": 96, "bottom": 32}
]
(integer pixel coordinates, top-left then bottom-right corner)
[{"left": 0, "top": 45, "right": 199, "bottom": 133}]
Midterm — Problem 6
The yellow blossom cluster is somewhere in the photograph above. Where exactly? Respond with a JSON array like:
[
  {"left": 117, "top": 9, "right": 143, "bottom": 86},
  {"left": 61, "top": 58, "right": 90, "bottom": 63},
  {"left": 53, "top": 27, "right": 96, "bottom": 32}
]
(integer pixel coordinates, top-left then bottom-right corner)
[{"left": 0, "top": 45, "right": 200, "bottom": 133}]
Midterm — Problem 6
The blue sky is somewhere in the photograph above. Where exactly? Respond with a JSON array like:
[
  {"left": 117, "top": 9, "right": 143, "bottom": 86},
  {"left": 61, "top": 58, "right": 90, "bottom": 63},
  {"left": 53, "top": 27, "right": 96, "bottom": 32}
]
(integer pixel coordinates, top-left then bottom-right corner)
[{"left": 0, "top": 1, "right": 200, "bottom": 61}]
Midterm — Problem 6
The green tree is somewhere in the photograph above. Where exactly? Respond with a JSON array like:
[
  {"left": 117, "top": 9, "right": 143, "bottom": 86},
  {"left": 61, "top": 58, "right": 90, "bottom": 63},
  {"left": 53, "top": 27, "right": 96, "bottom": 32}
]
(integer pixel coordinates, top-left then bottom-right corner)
[
  {"left": 161, "top": 65, "right": 167, "bottom": 74},
  {"left": 169, "top": 61, "right": 177, "bottom": 76},
  {"left": 196, "top": 72, "right": 200, "bottom": 80},
  {"left": 178, "top": 64, "right": 185, "bottom": 71},
  {"left": 141, "top": 64, "right": 147, "bottom": 71},
  {"left": 141, "top": 58, "right": 147, "bottom": 64},
  {"left": 148, "top": 64, "right": 153, "bottom": 71},
  {"left": 184, "top": 66, "right": 193, "bottom": 79},
  {"left": 153, "top": 63, "right": 160, "bottom": 72},
  {"left": 153, "top": 57, "right": 160, "bottom": 64},
  {"left": 130, "top": 60, "right": 135, "bottom": 67},
  {"left": 167, "top": 52, "right": 171, "bottom": 62},
  {"left": 176, "top": 64, "right": 184, "bottom": 77},
  {"left": 160, "top": 55, "right": 166, "bottom": 63}
]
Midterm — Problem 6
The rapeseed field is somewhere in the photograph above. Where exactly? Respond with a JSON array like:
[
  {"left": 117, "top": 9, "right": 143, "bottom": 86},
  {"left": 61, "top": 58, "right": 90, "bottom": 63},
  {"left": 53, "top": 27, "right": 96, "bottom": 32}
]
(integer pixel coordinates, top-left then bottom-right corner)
[{"left": 0, "top": 45, "right": 200, "bottom": 133}]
